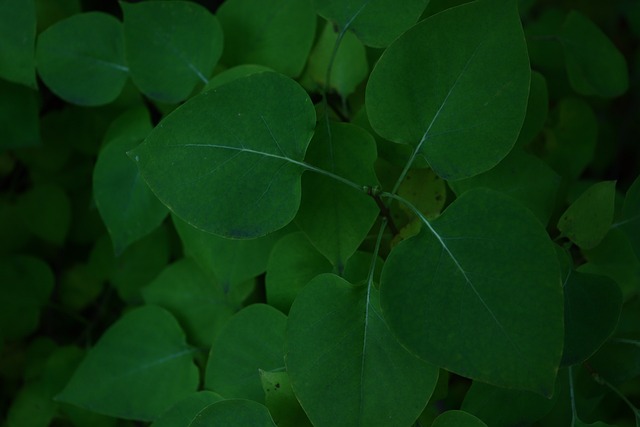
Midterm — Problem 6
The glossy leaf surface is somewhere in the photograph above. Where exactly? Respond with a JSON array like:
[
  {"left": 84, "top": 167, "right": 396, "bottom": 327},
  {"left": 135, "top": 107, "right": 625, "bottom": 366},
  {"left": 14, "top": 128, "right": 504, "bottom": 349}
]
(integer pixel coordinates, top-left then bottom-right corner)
[
  {"left": 286, "top": 274, "right": 438, "bottom": 427},
  {"left": 0, "top": 0, "right": 36, "bottom": 87},
  {"left": 380, "top": 189, "right": 563, "bottom": 395},
  {"left": 366, "top": 0, "right": 530, "bottom": 180},
  {"left": 132, "top": 72, "right": 316, "bottom": 238}
]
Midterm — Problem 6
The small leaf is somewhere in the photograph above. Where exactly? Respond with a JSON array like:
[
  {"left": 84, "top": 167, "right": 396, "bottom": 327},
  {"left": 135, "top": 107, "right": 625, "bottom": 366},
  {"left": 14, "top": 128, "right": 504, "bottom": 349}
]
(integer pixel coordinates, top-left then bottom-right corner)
[
  {"left": 259, "top": 370, "right": 312, "bottom": 427},
  {"left": 57, "top": 306, "right": 199, "bottom": 421},
  {"left": 188, "top": 400, "right": 276, "bottom": 427},
  {"left": 558, "top": 181, "right": 616, "bottom": 249},
  {"left": 150, "top": 392, "right": 223, "bottom": 427},
  {"left": 397, "top": 168, "right": 447, "bottom": 220},
  {"left": 35, "top": 12, "right": 127, "bottom": 106},
  {"left": 217, "top": 0, "right": 316, "bottom": 77},
  {"left": 313, "top": 0, "right": 428, "bottom": 48},
  {"left": 432, "top": 410, "right": 488, "bottom": 427},
  {"left": 366, "top": 0, "right": 530, "bottom": 180},
  {"left": 205, "top": 304, "right": 287, "bottom": 403},
  {"left": 132, "top": 72, "right": 316, "bottom": 238},
  {"left": 286, "top": 274, "right": 439, "bottom": 427},
  {"left": 0, "top": 0, "right": 36, "bottom": 87},
  {"left": 619, "top": 174, "right": 640, "bottom": 259},
  {"left": 122, "top": 1, "right": 222, "bottom": 103},
  {"left": 560, "top": 11, "right": 628, "bottom": 97},
  {"left": 380, "top": 188, "right": 563, "bottom": 395}
]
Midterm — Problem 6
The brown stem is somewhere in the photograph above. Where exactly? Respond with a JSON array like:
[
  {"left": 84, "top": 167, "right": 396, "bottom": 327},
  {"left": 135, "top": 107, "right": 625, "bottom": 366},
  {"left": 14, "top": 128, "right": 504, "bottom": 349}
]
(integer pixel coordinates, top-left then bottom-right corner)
[{"left": 366, "top": 187, "right": 400, "bottom": 235}]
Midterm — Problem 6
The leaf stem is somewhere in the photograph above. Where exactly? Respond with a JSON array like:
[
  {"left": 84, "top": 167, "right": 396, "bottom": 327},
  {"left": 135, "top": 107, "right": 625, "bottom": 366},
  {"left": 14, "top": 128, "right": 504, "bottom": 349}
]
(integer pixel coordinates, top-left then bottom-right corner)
[
  {"left": 298, "top": 161, "right": 365, "bottom": 193},
  {"left": 366, "top": 187, "right": 399, "bottom": 235}
]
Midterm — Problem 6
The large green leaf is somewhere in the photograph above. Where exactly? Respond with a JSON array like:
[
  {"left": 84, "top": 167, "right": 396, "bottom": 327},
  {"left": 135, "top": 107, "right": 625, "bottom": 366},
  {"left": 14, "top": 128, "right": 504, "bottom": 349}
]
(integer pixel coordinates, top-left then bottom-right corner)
[
  {"left": 380, "top": 188, "right": 563, "bottom": 395},
  {"left": 0, "top": 256, "right": 53, "bottom": 341},
  {"left": 558, "top": 181, "right": 616, "bottom": 250},
  {"left": 432, "top": 410, "right": 488, "bottom": 427},
  {"left": 132, "top": 73, "right": 316, "bottom": 238},
  {"left": 619, "top": 174, "right": 640, "bottom": 259},
  {"left": 217, "top": 0, "right": 316, "bottom": 77},
  {"left": 35, "top": 12, "right": 128, "bottom": 106},
  {"left": 205, "top": 304, "right": 287, "bottom": 402},
  {"left": 559, "top": 11, "right": 628, "bottom": 98},
  {"left": 57, "top": 306, "right": 199, "bottom": 421},
  {"left": 313, "top": 0, "right": 428, "bottom": 48},
  {"left": 93, "top": 118, "right": 168, "bottom": 255},
  {"left": 142, "top": 258, "right": 235, "bottom": 348},
  {"left": 295, "top": 122, "right": 378, "bottom": 269},
  {"left": 0, "top": 0, "right": 36, "bottom": 87},
  {"left": 366, "top": 0, "right": 530, "bottom": 181},
  {"left": 286, "top": 274, "right": 438, "bottom": 427},
  {"left": 188, "top": 400, "right": 276, "bottom": 427},
  {"left": 150, "top": 392, "right": 223, "bottom": 427},
  {"left": 122, "top": 1, "right": 222, "bottom": 103}
]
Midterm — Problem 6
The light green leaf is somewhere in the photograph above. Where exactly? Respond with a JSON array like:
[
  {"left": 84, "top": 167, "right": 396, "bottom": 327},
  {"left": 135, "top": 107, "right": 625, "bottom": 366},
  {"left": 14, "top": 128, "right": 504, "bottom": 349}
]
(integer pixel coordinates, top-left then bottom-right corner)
[
  {"left": 56, "top": 306, "right": 199, "bottom": 421},
  {"left": 205, "top": 304, "right": 287, "bottom": 403},
  {"left": 122, "top": 1, "right": 222, "bottom": 103},
  {"left": 619, "top": 174, "right": 640, "bottom": 259},
  {"left": 132, "top": 72, "right": 316, "bottom": 238},
  {"left": 217, "top": 0, "right": 315, "bottom": 77},
  {"left": 265, "top": 232, "right": 332, "bottom": 313},
  {"left": 142, "top": 258, "right": 235, "bottom": 348},
  {"left": 0, "top": 0, "right": 36, "bottom": 87},
  {"left": 432, "top": 410, "right": 488, "bottom": 427},
  {"left": 188, "top": 399, "right": 276, "bottom": 427},
  {"left": 35, "top": 12, "right": 128, "bottom": 106},
  {"left": 295, "top": 122, "right": 378, "bottom": 269},
  {"left": 397, "top": 168, "right": 447, "bottom": 220},
  {"left": 558, "top": 181, "right": 616, "bottom": 249},
  {"left": 150, "top": 392, "right": 223, "bottom": 427},
  {"left": 561, "top": 270, "right": 622, "bottom": 366},
  {"left": 0, "top": 80, "right": 40, "bottom": 149},
  {"left": 560, "top": 11, "right": 628, "bottom": 98},
  {"left": 17, "top": 183, "right": 71, "bottom": 245},
  {"left": 204, "top": 65, "right": 273, "bottom": 92},
  {"left": 93, "top": 117, "right": 168, "bottom": 255},
  {"left": 366, "top": 0, "right": 530, "bottom": 180},
  {"left": 380, "top": 188, "right": 563, "bottom": 395},
  {"left": 286, "top": 274, "right": 438, "bottom": 427},
  {"left": 313, "top": 0, "right": 428, "bottom": 48},
  {"left": 0, "top": 256, "right": 53, "bottom": 341},
  {"left": 259, "top": 370, "right": 312, "bottom": 427},
  {"left": 305, "top": 21, "right": 368, "bottom": 96},
  {"left": 449, "top": 149, "right": 560, "bottom": 225}
]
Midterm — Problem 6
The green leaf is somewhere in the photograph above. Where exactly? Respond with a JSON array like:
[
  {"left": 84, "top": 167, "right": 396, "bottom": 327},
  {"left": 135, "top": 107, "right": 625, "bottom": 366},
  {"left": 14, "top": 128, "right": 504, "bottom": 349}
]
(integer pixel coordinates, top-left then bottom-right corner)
[
  {"left": 366, "top": 0, "right": 530, "bottom": 180},
  {"left": 132, "top": 72, "right": 316, "bottom": 238},
  {"left": 449, "top": 149, "right": 560, "bottom": 225},
  {"left": 0, "top": 0, "right": 36, "bottom": 87},
  {"left": 0, "top": 80, "right": 40, "bottom": 149},
  {"left": 619, "top": 174, "right": 640, "bottom": 259},
  {"left": 380, "top": 188, "right": 563, "bottom": 395},
  {"left": 305, "top": 21, "right": 368, "bottom": 96},
  {"left": 35, "top": 12, "right": 128, "bottom": 106},
  {"left": 57, "top": 306, "right": 199, "bottom": 421},
  {"left": 93, "top": 120, "right": 169, "bottom": 255},
  {"left": 461, "top": 381, "right": 557, "bottom": 427},
  {"left": 150, "top": 392, "right": 223, "bottom": 427},
  {"left": 173, "top": 214, "right": 280, "bottom": 291},
  {"left": 217, "top": 0, "right": 316, "bottom": 77},
  {"left": 561, "top": 270, "right": 622, "bottom": 366},
  {"left": 17, "top": 183, "right": 71, "bottom": 245},
  {"left": 286, "top": 274, "right": 439, "bottom": 427},
  {"left": 122, "top": 1, "right": 222, "bottom": 103},
  {"left": 35, "top": 0, "right": 81, "bottom": 32},
  {"left": 205, "top": 304, "right": 287, "bottom": 402},
  {"left": 265, "top": 232, "right": 332, "bottom": 313},
  {"left": 0, "top": 256, "right": 53, "bottom": 341},
  {"left": 259, "top": 370, "right": 312, "bottom": 427},
  {"left": 558, "top": 181, "right": 616, "bottom": 250},
  {"left": 517, "top": 71, "right": 549, "bottom": 147},
  {"left": 559, "top": 11, "right": 628, "bottom": 98},
  {"left": 295, "top": 122, "right": 378, "bottom": 268},
  {"left": 396, "top": 168, "right": 447, "bottom": 220},
  {"left": 188, "top": 399, "right": 276, "bottom": 427},
  {"left": 432, "top": 410, "right": 488, "bottom": 427},
  {"left": 313, "top": 0, "right": 428, "bottom": 48},
  {"left": 204, "top": 65, "right": 273, "bottom": 92},
  {"left": 142, "top": 258, "right": 235, "bottom": 348}
]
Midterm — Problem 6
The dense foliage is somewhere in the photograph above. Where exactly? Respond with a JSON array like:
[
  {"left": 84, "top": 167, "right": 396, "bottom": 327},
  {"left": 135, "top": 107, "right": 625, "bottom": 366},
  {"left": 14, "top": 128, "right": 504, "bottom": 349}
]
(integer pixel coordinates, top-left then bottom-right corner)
[{"left": 1, "top": 0, "right": 640, "bottom": 426}]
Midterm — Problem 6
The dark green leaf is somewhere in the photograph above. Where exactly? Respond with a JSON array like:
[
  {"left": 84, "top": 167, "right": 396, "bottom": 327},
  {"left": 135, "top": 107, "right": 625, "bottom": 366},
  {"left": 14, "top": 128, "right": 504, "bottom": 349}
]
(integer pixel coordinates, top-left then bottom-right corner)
[
  {"left": 35, "top": 0, "right": 81, "bottom": 32},
  {"left": 57, "top": 306, "right": 199, "bottom": 421},
  {"left": 204, "top": 65, "right": 273, "bottom": 92},
  {"left": 432, "top": 410, "right": 488, "bottom": 427},
  {"left": 366, "top": 0, "right": 530, "bottom": 180},
  {"left": 619, "top": 174, "right": 640, "bottom": 259},
  {"left": 380, "top": 188, "right": 563, "bottom": 395},
  {"left": 217, "top": 0, "right": 315, "bottom": 77},
  {"left": 0, "top": 0, "right": 36, "bottom": 87},
  {"left": 36, "top": 12, "right": 127, "bottom": 106},
  {"left": 17, "top": 183, "right": 71, "bottom": 245},
  {"left": 286, "top": 274, "right": 438, "bottom": 427},
  {"left": 188, "top": 399, "right": 276, "bottom": 427},
  {"left": 313, "top": 0, "right": 428, "bottom": 48},
  {"left": 517, "top": 71, "right": 549, "bottom": 147},
  {"left": 150, "top": 392, "right": 223, "bottom": 427},
  {"left": 0, "top": 80, "right": 40, "bottom": 149},
  {"left": 558, "top": 181, "right": 616, "bottom": 249},
  {"left": 560, "top": 11, "right": 628, "bottom": 97},
  {"left": 295, "top": 122, "right": 378, "bottom": 268},
  {"left": 259, "top": 370, "right": 312, "bottom": 427},
  {"left": 205, "top": 304, "right": 287, "bottom": 402},
  {"left": 122, "top": 1, "right": 222, "bottom": 103},
  {"left": 132, "top": 72, "right": 316, "bottom": 238}
]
